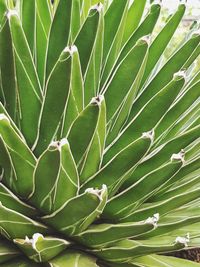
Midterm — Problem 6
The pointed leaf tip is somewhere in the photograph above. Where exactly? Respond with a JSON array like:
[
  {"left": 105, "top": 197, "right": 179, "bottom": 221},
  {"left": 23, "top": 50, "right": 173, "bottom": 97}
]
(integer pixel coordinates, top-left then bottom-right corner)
[
  {"left": 138, "top": 35, "right": 152, "bottom": 46},
  {"left": 90, "top": 3, "right": 103, "bottom": 13},
  {"left": 6, "top": 9, "right": 18, "bottom": 19},
  {"left": 171, "top": 150, "right": 185, "bottom": 163},
  {"left": 90, "top": 95, "right": 104, "bottom": 106},
  {"left": 145, "top": 213, "right": 160, "bottom": 227},
  {"left": 142, "top": 130, "right": 155, "bottom": 142},
  {"left": 175, "top": 233, "right": 190, "bottom": 247},
  {"left": 173, "top": 70, "right": 186, "bottom": 81},
  {"left": 49, "top": 138, "right": 69, "bottom": 151},
  {"left": 63, "top": 45, "right": 78, "bottom": 55},
  {"left": 85, "top": 184, "right": 107, "bottom": 200}
]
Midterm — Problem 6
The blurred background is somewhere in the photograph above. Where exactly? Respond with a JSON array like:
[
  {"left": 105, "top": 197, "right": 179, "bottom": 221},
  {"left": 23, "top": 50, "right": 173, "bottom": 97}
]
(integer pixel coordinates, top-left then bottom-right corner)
[{"left": 150, "top": 0, "right": 200, "bottom": 72}]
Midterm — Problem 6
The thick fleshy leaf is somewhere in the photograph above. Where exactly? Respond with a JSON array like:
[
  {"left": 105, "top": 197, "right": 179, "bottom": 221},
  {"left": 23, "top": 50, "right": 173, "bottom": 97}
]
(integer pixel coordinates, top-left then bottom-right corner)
[
  {"left": 0, "top": 183, "right": 37, "bottom": 217},
  {"left": 8, "top": 11, "right": 42, "bottom": 146},
  {"left": 101, "top": 1, "right": 129, "bottom": 86},
  {"left": 106, "top": 45, "right": 148, "bottom": 145},
  {"left": 127, "top": 32, "right": 200, "bottom": 125},
  {"left": 84, "top": 3, "right": 104, "bottom": 105},
  {"left": 0, "top": 203, "right": 49, "bottom": 239},
  {"left": 60, "top": 47, "right": 84, "bottom": 137},
  {"left": 141, "top": 4, "right": 185, "bottom": 85},
  {"left": 30, "top": 139, "right": 78, "bottom": 214},
  {"left": 140, "top": 206, "right": 200, "bottom": 239},
  {"left": 103, "top": 0, "right": 129, "bottom": 63},
  {"left": 49, "top": 250, "right": 99, "bottom": 267},
  {"left": 0, "top": 114, "right": 36, "bottom": 198},
  {"left": 122, "top": 0, "right": 147, "bottom": 45},
  {"left": 132, "top": 254, "right": 200, "bottom": 267},
  {"left": 70, "top": 0, "right": 81, "bottom": 42},
  {"left": 154, "top": 79, "right": 200, "bottom": 144},
  {"left": 43, "top": 185, "right": 107, "bottom": 236},
  {"left": 19, "top": 0, "right": 35, "bottom": 53},
  {"left": 45, "top": 0, "right": 72, "bottom": 79},
  {"left": 75, "top": 5, "right": 101, "bottom": 76},
  {"left": 151, "top": 156, "right": 200, "bottom": 199},
  {"left": 123, "top": 124, "right": 200, "bottom": 189},
  {"left": 0, "top": 0, "right": 6, "bottom": 25},
  {"left": 103, "top": 38, "right": 149, "bottom": 122},
  {"left": 104, "top": 72, "right": 185, "bottom": 164},
  {"left": 14, "top": 234, "right": 70, "bottom": 262},
  {"left": 104, "top": 154, "right": 183, "bottom": 220},
  {"left": 81, "top": 132, "right": 153, "bottom": 196},
  {"left": 0, "top": 18, "right": 16, "bottom": 120},
  {"left": 34, "top": 46, "right": 73, "bottom": 156},
  {"left": 93, "top": 237, "right": 187, "bottom": 262},
  {"left": 35, "top": 0, "right": 52, "bottom": 86},
  {"left": 122, "top": 187, "right": 200, "bottom": 223},
  {"left": 79, "top": 96, "right": 106, "bottom": 184},
  {"left": 0, "top": 257, "right": 45, "bottom": 266},
  {"left": 75, "top": 218, "right": 156, "bottom": 248},
  {"left": 67, "top": 97, "right": 101, "bottom": 165},
  {"left": 116, "top": 3, "right": 161, "bottom": 67}
]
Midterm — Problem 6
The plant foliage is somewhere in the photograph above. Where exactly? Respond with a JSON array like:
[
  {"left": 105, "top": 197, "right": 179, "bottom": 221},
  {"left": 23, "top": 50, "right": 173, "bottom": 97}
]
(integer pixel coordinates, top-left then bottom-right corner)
[{"left": 0, "top": 0, "right": 200, "bottom": 266}]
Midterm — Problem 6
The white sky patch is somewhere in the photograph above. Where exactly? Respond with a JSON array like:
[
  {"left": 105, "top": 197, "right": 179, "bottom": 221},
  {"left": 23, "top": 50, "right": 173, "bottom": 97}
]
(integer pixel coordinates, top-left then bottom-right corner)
[{"left": 162, "top": 0, "right": 200, "bottom": 12}]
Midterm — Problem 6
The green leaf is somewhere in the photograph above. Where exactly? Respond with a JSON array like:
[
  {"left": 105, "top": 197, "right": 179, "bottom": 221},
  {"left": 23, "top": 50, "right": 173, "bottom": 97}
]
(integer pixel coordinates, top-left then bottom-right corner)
[
  {"left": 116, "top": 3, "right": 161, "bottom": 67},
  {"left": 45, "top": 0, "right": 73, "bottom": 79},
  {"left": 127, "top": 33, "right": 200, "bottom": 125},
  {"left": 123, "top": 124, "right": 200, "bottom": 189},
  {"left": 123, "top": 187, "right": 200, "bottom": 223},
  {"left": 0, "top": 18, "right": 16, "bottom": 120},
  {"left": 8, "top": 11, "right": 42, "bottom": 146},
  {"left": 0, "top": 0, "right": 6, "bottom": 25},
  {"left": 84, "top": 3, "right": 104, "bottom": 105},
  {"left": 79, "top": 96, "right": 106, "bottom": 184},
  {"left": 103, "top": 0, "right": 128, "bottom": 63},
  {"left": 104, "top": 72, "right": 185, "bottom": 164},
  {"left": 0, "top": 203, "right": 49, "bottom": 239},
  {"left": 49, "top": 250, "right": 98, "bottom": 267},
  {"left": 122, "top": 0, "right": 147, "bottom": 45},
  {"left": 106, "top": 43, "right": 148, "bottom": 145},
  {"left": 140, "top": 206, "right": 200, "bottom": 239},
  {"left": 104, "top": 154, "right": 183, "bottom": 220},
  {"left": 103, "top": 37, "right": 149, "bottom": 122},
  {"left": 101, "top": 1, "right": 129, "bottom": 86},
  {"left": 132, "top": 254, "right": 200, "bottom": 267},
  {"left": 93, "top": 237, "right": 186, "bottom": 262},
  {"left": 30, "top": 139, "right": 78, "bottom": 214},
  {"left": 75, "top": 5, "right": 101, "bottom": 76},
  {"left": 154, "top": 79, "right": 200, "bottom": 144},
  {"left": 0, "top": 257, "right": 45, "bottom": 266},
  {"left": 0, "top": 102, "right": 24, "bottom": 139},
  {"left": 70, "top": 0, "right": 81, "bottom": 42},
  {"left": 43, "top": 185, "right": 107, "bottom": 236},
  {"left": 141, "top": 3, "right": 186, "bottom": 85},
  {"left": 81, "top": 132, "right": 153, "bottom": 196},
  {"left": 19, "top": 0, "right": 36, "bottom": 53},
  {"left": 0, "top": 115, "right": 36, "bottom": 198},
  {"left": 67, "top": 97, "right": 101, "bottom": 165},
  {"left": 35, "top": 0, "right": 52, "bottom": 86},
  {"left": 14, "top": 234, "right": 70, "bottom": 262},
  {"left": 152, "top": 156, "right": 200, "bottom": 199},
  {"left": 75, "top": 220, "right": 156, "bottom": 248},
  {"left": 60, "top": 46, "right": 84, "bottom": 137},
  {"left": 0, "top": 183, "right": 37, "bottom": 217},
  {"left": 34, "top": 46, "right": 73, "bottom": 156}
]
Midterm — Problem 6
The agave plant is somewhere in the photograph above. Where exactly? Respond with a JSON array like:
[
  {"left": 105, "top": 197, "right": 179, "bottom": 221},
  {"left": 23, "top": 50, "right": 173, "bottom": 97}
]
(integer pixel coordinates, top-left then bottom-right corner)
[{"left": 1, "top": 0, "right": 200, "bottom": 266}]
